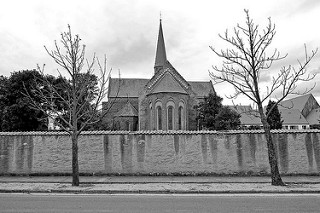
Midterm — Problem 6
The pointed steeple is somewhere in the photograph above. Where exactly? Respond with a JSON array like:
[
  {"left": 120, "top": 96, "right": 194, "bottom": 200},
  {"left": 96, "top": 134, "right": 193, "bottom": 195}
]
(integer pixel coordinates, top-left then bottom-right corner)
[{"left": 154, "top": 18, "right": 167, "bottom": 74}]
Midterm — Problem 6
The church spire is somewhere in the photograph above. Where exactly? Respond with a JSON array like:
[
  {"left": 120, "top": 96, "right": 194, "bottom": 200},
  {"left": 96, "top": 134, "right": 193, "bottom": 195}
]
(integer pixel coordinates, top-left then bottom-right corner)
[{"left": 154, "top": 17, "right": 167, "bottom": 74}]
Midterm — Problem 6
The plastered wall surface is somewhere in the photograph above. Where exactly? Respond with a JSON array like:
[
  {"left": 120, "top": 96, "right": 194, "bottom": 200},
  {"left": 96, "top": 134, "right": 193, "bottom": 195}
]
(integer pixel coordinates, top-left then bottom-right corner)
[{"left": 0, "top": 130, "right": 319, "bottom": 175}]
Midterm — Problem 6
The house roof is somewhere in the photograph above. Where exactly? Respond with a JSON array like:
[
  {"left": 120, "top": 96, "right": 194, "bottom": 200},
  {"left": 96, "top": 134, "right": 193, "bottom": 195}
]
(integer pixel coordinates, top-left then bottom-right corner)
[
  {"left": 114, "top": 101, "right": 138, "bottom": 117},
  {"left": 229, "top": 105, "right": 262, "bottom": 126},
  {"left": 278, "top": 94, "right": 313, "bottom": 111},
  {"left": 279, "top": 109, "right": 309, "bottom": 125},
  {"left": 239, "top": 112, "right": 262, "bottom": 126},
  {"left": 228, "top": 105, "right": 253, "bottom": 113},
  {"left": 108, "top": 78, "right": 148, "bottom": 98}
]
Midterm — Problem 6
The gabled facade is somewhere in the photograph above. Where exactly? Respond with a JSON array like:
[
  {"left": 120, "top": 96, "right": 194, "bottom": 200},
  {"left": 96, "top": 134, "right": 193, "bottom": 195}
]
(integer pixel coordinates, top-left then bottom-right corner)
[
  {"left": 278, "top": 94, "right": 320, "bottom": 129},
  {"left": 103, "top": 19, "right": 214, "bottom": 131},
  {"left": 306, "top": 107, "right": 320, "bottom": 126}
]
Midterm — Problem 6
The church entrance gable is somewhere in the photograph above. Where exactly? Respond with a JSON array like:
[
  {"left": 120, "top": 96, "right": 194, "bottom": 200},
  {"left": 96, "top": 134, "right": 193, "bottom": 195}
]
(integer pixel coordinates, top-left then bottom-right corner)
[
  {"left": 148, "top": 70, "right": 188, "bottom": 95},
  {"left": 153, "top": 72, "right": 187, "bottom": 94}
]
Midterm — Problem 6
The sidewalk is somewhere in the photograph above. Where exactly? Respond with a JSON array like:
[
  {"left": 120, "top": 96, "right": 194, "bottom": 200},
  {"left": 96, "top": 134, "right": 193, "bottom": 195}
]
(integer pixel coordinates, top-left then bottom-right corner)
[{"left": 0, "top": 175, "right": 319, "bottom": 194}]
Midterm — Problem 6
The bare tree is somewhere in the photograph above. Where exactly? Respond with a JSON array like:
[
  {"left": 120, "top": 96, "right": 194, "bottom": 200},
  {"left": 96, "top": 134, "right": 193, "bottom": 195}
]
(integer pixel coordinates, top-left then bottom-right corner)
[
  {"left": 209, "top": 10, "right": 318, "bottom": 186},
  {"left": 24, "top": 25, "right": 112, "bottom": 186}
]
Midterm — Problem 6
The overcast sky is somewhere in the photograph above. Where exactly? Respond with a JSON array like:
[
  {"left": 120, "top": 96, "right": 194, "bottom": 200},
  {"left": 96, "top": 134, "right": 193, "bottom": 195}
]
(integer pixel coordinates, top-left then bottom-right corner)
[{"left": 1, "top": 0, "right": 319, "bottom": 105}]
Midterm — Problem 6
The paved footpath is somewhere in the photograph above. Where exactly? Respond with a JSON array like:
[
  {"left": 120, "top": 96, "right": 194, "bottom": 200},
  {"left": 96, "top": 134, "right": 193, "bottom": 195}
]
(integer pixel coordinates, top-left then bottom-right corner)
[{"left": 0, "top": 176, "right": 319, "bottom": 194}]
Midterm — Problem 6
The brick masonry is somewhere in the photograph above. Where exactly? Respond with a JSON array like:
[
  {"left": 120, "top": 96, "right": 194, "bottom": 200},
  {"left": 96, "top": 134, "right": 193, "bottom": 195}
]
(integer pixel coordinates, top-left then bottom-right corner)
[{"left": 0, "top": 130, "right": 319, "bottom": 175}]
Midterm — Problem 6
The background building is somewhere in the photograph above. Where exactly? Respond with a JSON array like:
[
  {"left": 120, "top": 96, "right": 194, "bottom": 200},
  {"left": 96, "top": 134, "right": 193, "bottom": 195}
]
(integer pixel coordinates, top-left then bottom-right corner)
[{"left": 231, "top": 94, "right": 320, "bottom": 130}]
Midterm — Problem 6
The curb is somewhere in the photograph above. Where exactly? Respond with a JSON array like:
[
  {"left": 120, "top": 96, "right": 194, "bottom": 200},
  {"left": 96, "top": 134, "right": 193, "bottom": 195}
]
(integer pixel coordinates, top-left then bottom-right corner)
[
  {"left": 1, "top": 189, "right": 320, "bottom": 194},
  {"left": 1, "top": 181, "right": 320, "bottom": 185}
]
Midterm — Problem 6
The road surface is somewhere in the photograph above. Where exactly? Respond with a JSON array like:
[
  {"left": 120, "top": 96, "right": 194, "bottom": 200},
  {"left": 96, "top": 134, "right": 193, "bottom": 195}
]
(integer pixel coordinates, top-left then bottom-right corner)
[{"left": 1, "top": 193, "right": 320, "bottom": 212}]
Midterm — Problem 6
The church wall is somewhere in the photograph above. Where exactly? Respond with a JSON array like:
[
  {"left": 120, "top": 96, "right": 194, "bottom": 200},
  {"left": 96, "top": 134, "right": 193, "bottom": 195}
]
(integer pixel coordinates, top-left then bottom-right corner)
[
  {"left": 138, "top": 93, "right": 149, "bottom": 130},
  {"left": 140, "top": 93, "right": 190, "bottom": 130},
  {"left": 113, "top": 117, "right": 138, "bottom": 131},
  {"left": 1, "top": 130, "right": 319, "bottom": 175}
]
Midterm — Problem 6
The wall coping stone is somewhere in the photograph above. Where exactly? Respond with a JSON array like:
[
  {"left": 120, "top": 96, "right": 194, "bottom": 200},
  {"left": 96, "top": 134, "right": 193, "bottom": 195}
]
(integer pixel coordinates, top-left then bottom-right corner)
[{"left": 0, "top": 129, "right": 320, "bottom": 136}]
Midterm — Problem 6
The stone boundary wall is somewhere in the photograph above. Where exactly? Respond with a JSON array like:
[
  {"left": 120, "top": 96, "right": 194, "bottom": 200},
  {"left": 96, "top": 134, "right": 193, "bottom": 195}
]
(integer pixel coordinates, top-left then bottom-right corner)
[{"left": 0, "top": 130, "right": 319, "bottom": 175}]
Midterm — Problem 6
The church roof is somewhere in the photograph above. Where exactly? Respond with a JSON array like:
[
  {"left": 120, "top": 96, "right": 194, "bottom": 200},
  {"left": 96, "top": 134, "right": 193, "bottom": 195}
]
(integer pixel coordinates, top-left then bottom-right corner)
[
  {"left": 114, "top": 101, "right": 138, "bottom": 117},
  {"left": 108, "top": 77, "right": 213, "bottom": 98},
  {"left": 189, "top": 81, "right": 215, "bottom": 97},
  {"left": 108, "top": 78, "right": 148, "bottom": 98}
]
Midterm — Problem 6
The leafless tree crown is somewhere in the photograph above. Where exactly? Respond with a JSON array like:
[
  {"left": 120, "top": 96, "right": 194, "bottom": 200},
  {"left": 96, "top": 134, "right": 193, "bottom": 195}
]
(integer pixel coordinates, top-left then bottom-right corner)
[
  {"left": 25, "top": 25, "right": 111, "bottom": 134},
  {"left": 209, "top": 9, "right": 317, "bottom": 117}
]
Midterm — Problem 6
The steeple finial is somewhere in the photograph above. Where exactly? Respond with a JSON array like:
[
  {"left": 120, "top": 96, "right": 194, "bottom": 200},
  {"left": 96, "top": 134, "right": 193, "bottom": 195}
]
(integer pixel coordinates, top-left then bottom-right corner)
[{"left": 154, "top": 17, "right": 167, "bottom": 75}]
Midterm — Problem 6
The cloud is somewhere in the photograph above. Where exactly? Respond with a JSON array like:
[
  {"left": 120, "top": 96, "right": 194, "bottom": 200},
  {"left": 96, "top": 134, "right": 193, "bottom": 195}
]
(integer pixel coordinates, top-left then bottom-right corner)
[{"left": 294, "top": 0, "right": 320, "bottom": 14}]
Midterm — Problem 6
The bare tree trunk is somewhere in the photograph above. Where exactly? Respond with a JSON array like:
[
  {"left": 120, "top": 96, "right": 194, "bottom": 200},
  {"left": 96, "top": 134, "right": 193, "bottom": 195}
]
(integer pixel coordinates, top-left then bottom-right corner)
[
  {"left": 209, "top": 9, "right": 317, "bottom": 186},
  {"left": 258, "top": 105, "right": 285, "bottom": 186},
  {"left": 264, "top": 125, "right": 285, "bottom": 186},
  {"left": 23, "top": 26, "right": 112, "bottom": 186},
  {"left": 71, "top": 133, "right": 79, "bottom": 186}
]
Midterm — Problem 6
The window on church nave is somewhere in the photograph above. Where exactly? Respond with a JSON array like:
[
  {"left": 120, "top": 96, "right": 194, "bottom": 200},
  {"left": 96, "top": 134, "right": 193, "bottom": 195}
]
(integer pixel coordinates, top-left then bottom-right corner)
[
  {"left": 178, "top": 101, "right": 185, "bottom": 130},
  {"left": 167, "top": 106, "right": 174, "bottom": 130},
  {"left": 156, "top": 105, "right": 162, "bottom": 130},
  {"left": 149, "top": 103, "right": 153, "bottom": 130},
  {"left": 178, "top": 106, "right": 183, "bottom": 130},
  {"left": 167, "top": 100, "right": 175, "bottom": 130}
]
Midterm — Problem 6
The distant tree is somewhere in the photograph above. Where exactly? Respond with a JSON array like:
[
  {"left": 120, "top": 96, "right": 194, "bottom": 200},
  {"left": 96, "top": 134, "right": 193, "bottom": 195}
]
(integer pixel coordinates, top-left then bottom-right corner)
[
  {"left": 195, "top": 93, "right": 241, "bottom": 130},
  {"left": 0, "top": 76, "right": 8, "bottom": 131},
  {"left": 209, "top": 9, "right": 317, "bottom": 185},
  {"left": 1, "top": 70, "right": 47, "bottom": 131},
  {"left": 266, "top": 100, "right": 283, "bottom": 129},
  {"left": 216, "top": 106, "right": 241, "bottom": 130},
  {"left": 24, "top": 26, "right": 112, "bottom": 186},
  {"left": 53, "top": 73, "right": 100, "bottom": 130},
  {"left": 195, "top": 93, "right": 222, "bottom": 130}
]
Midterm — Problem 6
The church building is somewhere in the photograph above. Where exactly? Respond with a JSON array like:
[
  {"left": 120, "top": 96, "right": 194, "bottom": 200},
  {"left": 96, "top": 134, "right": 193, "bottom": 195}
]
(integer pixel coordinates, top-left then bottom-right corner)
[{"left": 103, "top": 19, "right": 215, "bottom": 131}]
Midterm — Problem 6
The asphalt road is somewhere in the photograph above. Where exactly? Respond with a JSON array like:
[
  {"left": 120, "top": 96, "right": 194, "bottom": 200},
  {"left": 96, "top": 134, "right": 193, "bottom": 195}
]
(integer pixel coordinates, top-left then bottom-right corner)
[{"left": 1, "top": 194, "right": 320, "bottom": 213}]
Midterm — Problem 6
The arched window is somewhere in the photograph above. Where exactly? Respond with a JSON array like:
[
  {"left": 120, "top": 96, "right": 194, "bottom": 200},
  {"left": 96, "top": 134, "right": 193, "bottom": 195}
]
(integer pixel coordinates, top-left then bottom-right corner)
[
  {"left": 149, "top": 103, "right": 153, "bottom": 130},
  {"left": 157, "top": 106, "right": 162, "bottom": 130},
  {"left": 166, "top": 100, "right": 175, "bottom": 130},
  {"left": 126, "top": 120, "right": 130, "bottom": 131},
  {"left": 178, "top": 101, "right": 185, "bottom": 130},
  {"left": 155, "top": 101, "right": 162, "bottom": 130},
  {"left": 178, "top": 106, "right": 183, "bottom": 130},
  {"left": 167, "top": 106, "right": 174, "bottom": 130}
]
